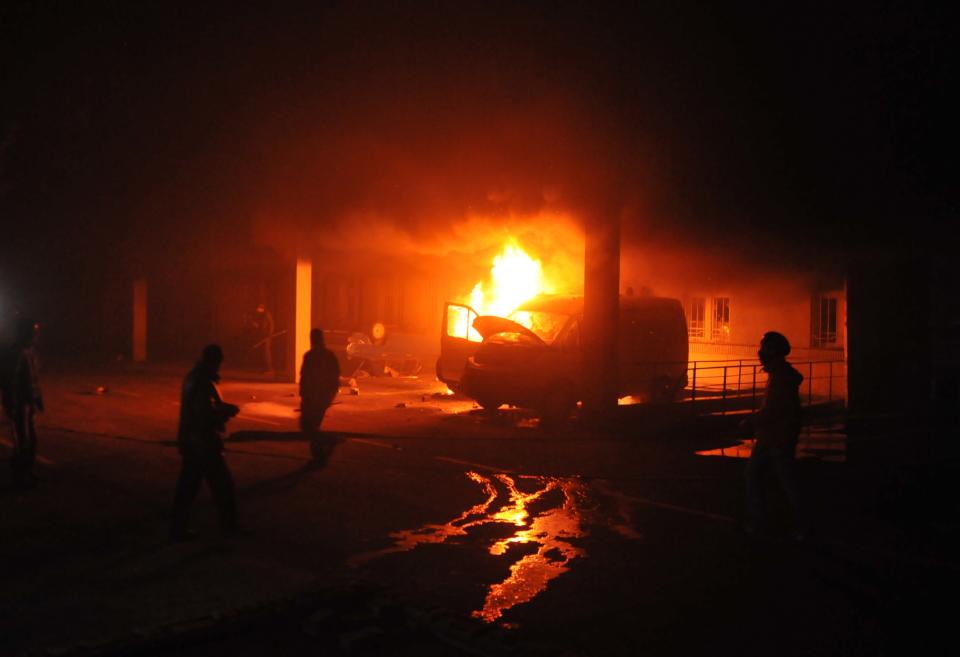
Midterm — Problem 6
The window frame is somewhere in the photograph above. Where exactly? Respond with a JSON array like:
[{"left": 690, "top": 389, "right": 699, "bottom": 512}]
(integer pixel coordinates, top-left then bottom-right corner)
[
  {"left": 711, "top": 297, "right": 730, "bottom": 342},
  {"left": 811, "top": 295, "right": 838, "bottom": 347},
  {"left": 688, "top": 297, "right": 706, "bottom": 339}
]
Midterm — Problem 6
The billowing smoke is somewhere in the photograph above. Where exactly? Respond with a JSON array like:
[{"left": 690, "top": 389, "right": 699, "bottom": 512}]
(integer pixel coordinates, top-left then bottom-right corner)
[{"left": 247, "top": 90, "right": 613, "bottom": 272}]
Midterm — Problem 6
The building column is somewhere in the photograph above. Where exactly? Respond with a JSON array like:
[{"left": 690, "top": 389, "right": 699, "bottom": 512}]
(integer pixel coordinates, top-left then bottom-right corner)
[
  {"left": 294, "top": 257, "right": 312, "bottom": 382},
  {"left": 582, "top": 206, "right": 621, "bottom": 415}
]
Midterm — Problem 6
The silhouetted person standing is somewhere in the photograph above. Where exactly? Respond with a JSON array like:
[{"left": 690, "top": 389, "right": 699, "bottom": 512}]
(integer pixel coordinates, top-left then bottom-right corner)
[
  {"left": 170, "top": 344, "right": 242, "bottom": 541},
  {"left": 251, "top": 304, "right": 275, "bottom": 374},
  {"left": 2, "top": 318, "right": 43, "bottom": 488},
  {"left": 299, "top": 329, "right": 340, "bottom": 433},
  {"left": 742, "top": 331, "right": 806, "bottom": 539}
]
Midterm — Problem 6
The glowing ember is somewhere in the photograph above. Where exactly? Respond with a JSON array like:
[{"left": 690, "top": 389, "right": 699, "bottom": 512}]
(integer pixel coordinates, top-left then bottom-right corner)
[{"left": 469, "top": 239, "right": 548, "bottom": 318}]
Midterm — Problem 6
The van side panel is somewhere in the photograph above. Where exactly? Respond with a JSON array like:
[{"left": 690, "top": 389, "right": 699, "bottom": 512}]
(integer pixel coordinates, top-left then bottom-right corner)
[{"left": 617, "top": 299, "right": 689, "bottom": 398}]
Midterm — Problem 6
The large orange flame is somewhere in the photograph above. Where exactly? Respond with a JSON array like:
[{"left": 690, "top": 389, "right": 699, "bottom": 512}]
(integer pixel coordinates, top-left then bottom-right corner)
[{"left": 468, "top": 238, "right": 548, "bottom": 318}]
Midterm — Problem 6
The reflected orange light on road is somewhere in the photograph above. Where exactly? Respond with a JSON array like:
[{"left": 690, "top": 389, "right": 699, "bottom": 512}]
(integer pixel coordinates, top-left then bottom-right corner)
[
  {"left": 346, "top": 471, "right": 497, "bottom": 566},
  {"left": 346, "top": 471, "right": 633, "bottom": 623},
  {"left": 474, "top": 476, "right": 587, "bottom": 622}
]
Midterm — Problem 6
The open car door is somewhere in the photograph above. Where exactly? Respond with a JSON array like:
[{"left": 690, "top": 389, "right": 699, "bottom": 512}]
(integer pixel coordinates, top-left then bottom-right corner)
[{"left": 437, "top": 302, "right": 482, "bottom": 388}]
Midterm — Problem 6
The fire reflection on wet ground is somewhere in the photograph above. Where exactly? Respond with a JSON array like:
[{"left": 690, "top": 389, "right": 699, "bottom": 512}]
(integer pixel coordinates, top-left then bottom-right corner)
[
  {"left": 475, "top": 476, "right": 587, "bottom": 622},
  {"left": 349, "top": 472, "right": 641, "bottom": 622}
]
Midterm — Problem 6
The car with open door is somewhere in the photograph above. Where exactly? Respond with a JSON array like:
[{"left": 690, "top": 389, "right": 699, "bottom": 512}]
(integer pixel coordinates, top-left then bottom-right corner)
[
  {"left": 437, "top": 301, "right": 484, "bottom": 391},
  {"left": 438, "top": 294, "right": 689, "bottom": 422}
]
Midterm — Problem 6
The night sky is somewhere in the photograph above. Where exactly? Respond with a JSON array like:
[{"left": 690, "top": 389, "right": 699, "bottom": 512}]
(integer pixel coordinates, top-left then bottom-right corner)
[{"left": 1, "top": 1, "right": 956, "bottom": 307}]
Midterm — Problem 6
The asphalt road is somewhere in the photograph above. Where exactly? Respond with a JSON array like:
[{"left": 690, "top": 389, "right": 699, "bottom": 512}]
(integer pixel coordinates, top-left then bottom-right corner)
[{"left": 1, "top": 365, "right": 957, "bottom": 657}]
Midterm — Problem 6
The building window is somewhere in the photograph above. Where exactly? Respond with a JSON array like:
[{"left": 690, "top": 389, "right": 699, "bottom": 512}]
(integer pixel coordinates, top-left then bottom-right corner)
[
  {"left": 711, "top": 297, "right": 730, "bottom": 342},
  {"left": 811, "top": 296, "right": 838, "bottom": 347},
  {"left": 688, "top": 298, "right": 705, "bottom": 339}
]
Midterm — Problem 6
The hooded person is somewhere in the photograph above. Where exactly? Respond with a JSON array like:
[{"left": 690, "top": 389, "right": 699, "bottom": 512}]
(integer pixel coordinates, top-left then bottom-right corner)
[
  {"left": 741, "top": 331, "right": 806, "bottom": 539},
  {"left": 169, "top": 344, "right": 244, "bottom": 540},
  {"left": 299, "top": 328, "right": 340, "bottom": 434}
]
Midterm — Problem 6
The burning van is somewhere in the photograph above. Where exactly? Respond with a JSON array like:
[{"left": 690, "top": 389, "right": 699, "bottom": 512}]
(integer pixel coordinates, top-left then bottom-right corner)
[{"left": 438, "top": 294, "right": 689, "bottom": 421}]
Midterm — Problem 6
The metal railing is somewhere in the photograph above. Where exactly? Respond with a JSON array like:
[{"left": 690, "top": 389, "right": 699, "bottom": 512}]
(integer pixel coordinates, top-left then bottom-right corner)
[{"left": 684, "top": 359, "right": 847, "bottom": 416}]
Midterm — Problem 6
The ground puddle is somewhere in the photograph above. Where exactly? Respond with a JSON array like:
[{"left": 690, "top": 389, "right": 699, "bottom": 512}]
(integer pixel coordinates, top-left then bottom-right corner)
[{"left": 349, "top": 472, "right": 640, "bottom": 622}]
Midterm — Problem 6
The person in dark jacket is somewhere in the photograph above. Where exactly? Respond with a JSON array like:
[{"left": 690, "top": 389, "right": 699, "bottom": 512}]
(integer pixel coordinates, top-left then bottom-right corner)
[
  {"left": 2, "top": 318, "right": 44, "bottom": 488},
  {"left": 299, "top": 329, "right": 340, "bottom": 434},
  {"left": 741, "top": 331, "right": 806, "bottom": 539},
  {"left": 170, "top": 344, "right": 242, "bottom": 541}
]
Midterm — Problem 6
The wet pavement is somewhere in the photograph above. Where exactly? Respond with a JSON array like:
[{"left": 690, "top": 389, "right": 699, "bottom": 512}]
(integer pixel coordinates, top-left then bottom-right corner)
[
  {"left": 351, "top": 472, "right": 626, "bottom": 624},
  {"left": 2, "top": 364, "right": 959, "bottom": 656}
]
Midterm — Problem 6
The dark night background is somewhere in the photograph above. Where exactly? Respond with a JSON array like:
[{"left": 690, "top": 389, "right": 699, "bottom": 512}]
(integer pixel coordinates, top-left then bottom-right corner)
[{"left": 1, "top": 1, "right": 956, "bottom": 357}]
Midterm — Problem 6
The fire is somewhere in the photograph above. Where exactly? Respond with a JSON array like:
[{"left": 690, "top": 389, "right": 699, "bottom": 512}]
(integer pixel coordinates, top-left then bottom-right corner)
[
  {"left": 450, "top": 231, "right": 579, "bottom": 343},
  {"left": 468, "top": 239, "right": 548, "bottom": 318}
]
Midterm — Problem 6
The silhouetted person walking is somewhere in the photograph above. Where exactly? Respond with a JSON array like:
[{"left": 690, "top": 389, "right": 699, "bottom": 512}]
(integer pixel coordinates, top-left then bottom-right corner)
[
  {"left": 2, "top": 318, "right": 43, "bottom": 488},
  {"left": 299, "top": 329, "right": 340, "bottom": 434},
  {"left": 170, "top": 344, "right": 242, "bottom": 541},
  {"left": 742, "top": 331, "right": 806, "bottom": 539}
]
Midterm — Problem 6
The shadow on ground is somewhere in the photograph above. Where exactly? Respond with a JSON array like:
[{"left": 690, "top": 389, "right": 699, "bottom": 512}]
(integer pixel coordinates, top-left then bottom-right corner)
[
  {"left": 229, "top": 430, "right": 343, "bottom": 467},
  {"left": 230, "top": 431, "right": 313, "bottom": 443}
]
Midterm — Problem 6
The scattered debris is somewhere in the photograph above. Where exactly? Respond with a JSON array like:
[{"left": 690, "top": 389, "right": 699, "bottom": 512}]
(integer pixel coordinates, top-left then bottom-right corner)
[{"left": 338, "top": 376, "right": 361, "bottom": 396}]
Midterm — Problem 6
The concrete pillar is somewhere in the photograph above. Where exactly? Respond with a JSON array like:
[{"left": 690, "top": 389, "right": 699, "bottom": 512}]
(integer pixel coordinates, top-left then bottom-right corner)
[
  {"left": 582, "top": 207, "right": 621, "bottom": 414},
  {"left": 132, "top": 278, "right": 147, "bottom": 363},
  {"left": 294, "top": 257, "right": 312, "bottom": 383},
  {"left": 847, "top": 252, "right": 929, "bottom": 417}
]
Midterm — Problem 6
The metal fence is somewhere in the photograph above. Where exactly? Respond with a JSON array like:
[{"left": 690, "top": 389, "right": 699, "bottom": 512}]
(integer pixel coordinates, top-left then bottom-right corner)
[{"left": 683, "top": 359, "right": 847, "bottom": 415}]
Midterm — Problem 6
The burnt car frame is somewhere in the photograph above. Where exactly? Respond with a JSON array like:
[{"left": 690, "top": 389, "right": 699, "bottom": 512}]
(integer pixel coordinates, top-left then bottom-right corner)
[{"left": 438, "top": 294, "right": 689, "bottom": 421}]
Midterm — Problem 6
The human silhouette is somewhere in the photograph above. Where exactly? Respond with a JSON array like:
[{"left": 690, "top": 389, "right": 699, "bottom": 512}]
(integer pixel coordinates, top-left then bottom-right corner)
[
  {"left": 299, "top": 328, "right": 340, "bottom": 434},
  {"left": 741, "top": 331, "right": 806, "bottom": 539},
  {"left": 170, "top": 344, "right": 243, "bottom": 541},
  {"left": 1, "top": 318, "right": 43, "bottom": 488}
]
